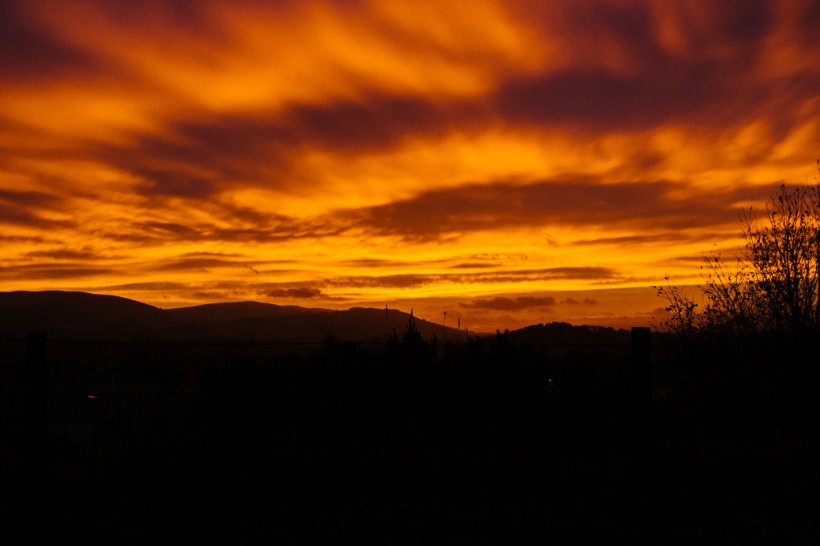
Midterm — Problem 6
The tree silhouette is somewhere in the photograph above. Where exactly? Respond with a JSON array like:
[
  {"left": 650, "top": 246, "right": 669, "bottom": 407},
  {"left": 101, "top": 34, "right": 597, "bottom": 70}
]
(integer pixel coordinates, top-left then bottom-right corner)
[
  {"left": 401, "top": 314, "right": 427, "bottom": 361},
  {"left": 658, "top": 180, "right": 820, "bottom": 338},
  {"left": 743, "top": 183, "right": 820, "bottom": 334}
]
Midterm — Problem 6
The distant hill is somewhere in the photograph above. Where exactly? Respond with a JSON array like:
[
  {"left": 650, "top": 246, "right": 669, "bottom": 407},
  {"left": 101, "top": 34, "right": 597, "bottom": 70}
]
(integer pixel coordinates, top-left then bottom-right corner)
[
  {"left": 162, "top": 302, "right": 461, "bottom": 343},
  {"left": 0, "top": 291, "right": 168, "bottom": 339},
  {"left": 0, "top": 291, "right": 635, "bottom": 346},
  {"left": 509, "top": 321, "right": 629, "bottom": 346},
  {"left": 0, "top": 291, "right": 462, "bottom": 343}
]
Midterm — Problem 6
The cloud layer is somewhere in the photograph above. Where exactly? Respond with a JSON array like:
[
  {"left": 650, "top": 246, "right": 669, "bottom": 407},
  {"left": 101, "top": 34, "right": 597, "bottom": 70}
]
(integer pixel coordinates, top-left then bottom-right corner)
[{"left": 1, "top": 0, "right": 818, "bottom": 328}]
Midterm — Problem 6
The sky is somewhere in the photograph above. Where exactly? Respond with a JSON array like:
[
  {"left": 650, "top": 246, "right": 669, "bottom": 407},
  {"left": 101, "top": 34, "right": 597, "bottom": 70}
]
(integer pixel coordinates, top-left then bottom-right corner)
[{"left": 1, "top": 0, "right": 819, "bottom": 332}]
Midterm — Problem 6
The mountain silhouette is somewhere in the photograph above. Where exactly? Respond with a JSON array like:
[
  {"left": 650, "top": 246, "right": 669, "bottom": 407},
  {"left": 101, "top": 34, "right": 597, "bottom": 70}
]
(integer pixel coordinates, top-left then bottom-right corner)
[
  {"left": 0, "top": 291, "right": 461, "bottom": 343},
  {"left": 0, "top": 291, "right": 168, "bottom": 339}
]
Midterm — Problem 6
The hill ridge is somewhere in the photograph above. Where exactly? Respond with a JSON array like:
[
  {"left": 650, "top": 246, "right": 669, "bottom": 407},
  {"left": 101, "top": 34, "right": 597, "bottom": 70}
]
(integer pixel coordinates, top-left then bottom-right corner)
[{"left": 0, "top": 290, "right": 461, "bottom": 343}]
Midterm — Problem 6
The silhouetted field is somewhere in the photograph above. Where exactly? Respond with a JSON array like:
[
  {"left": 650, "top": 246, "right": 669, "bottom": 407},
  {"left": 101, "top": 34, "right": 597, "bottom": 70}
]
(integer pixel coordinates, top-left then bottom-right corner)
[{"left": 2, "top": 327, "right": 819, "bottom": 542}]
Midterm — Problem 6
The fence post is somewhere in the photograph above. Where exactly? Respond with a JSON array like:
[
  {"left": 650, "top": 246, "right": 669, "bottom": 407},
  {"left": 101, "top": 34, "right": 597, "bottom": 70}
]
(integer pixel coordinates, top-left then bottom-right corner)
[
  {"left": 630, "top": 327, "right": 651, "bottom": 406},
  {"left": 25, "top": 333, "right": 47, "bottom": 479}
]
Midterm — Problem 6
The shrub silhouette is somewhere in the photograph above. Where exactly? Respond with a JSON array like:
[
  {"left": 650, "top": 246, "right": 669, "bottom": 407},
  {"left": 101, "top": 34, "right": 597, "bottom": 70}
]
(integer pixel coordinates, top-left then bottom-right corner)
[{"left": 658, "top": 178, "right": 820, "bottom": 339}]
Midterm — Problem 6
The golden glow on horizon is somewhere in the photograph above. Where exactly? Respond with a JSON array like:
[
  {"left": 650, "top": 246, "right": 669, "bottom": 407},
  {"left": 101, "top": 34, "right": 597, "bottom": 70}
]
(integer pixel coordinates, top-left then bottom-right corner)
[{"left": 1, "top": 0, "right": 818, "bottom": 330}]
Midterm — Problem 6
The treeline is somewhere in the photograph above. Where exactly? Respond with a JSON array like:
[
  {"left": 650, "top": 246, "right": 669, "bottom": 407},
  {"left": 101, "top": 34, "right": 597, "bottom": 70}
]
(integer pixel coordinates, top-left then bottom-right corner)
[{"left": 5, "top": 320, "right": 638, "bottom": 482}]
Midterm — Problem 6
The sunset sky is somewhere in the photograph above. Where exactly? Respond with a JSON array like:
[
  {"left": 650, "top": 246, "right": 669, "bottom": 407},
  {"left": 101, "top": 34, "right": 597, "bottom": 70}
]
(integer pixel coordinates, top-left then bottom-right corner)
[{"left": 1, "top": 0, "right": 818, "bottom": 331}]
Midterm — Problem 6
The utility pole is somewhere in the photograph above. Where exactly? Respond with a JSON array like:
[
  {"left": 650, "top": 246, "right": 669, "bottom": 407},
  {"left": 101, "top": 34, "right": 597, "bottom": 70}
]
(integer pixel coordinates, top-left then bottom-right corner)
[{"left": 25, "top": 333, "right": 47, "bottom": 481}]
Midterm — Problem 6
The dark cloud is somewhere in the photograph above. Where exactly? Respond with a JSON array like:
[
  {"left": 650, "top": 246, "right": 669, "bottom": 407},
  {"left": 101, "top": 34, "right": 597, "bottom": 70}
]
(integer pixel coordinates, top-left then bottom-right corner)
[
  {"left": 0, "top": 203, "right": 55, "bottom": 227},
  {"left": 147, "top": 258, "right": 250, "bottom": 273},
  {"left": 104, "top": 215, "right": 345, "bottom": 245},
  {"left": 461, "top": 296, "right": 556, "bottom": 311},
  {"left": 568, "top": 233, "right": 698, "bottom": 246},
  {"left": 87, "top": 0, "right": 217, "bottom": 33},
  {"left": 281, "top": 95, "right": 455, "bottom": 152},
  {"left": 339, "top": 258, "right": 410, "bottom": 268},
  {"left": 179, "top": 251, "right": 246, "bottom": 258},
  {"left": 0, "top": 190, "right": 59, "bottom": 225},
  {"left": 327, "top": 274, "right": 431, "bottom": 289},
  {"left": 211, "top": 224, "right": 348, "bottom": 243},
  {"left": 97, "top": 60, "right": 818, "bottom": 206},
  {"left": 122, "top": 221, "right": 203, "bottom": 241},
  {"left": 0, "top": 264, "right": 116, "bottom": 281},
  {"left": 0, "top": 189, "right": 57, "bottom": 207},
  {"left": 499, "top": 1, "right": 782, "bottom": 132},
  {"left": 562, "top": 297, "right": 598, "bottom": 306},
  {"left": 23, "top": 248, "right": 107, "bottom": 261},
  {"left": 0, "top": 234, "right": 51, "bottom": 244},
  {"left": 497, "top": 68, "right": 708, "bottom": 132},
  {"left": 0, "top": 189, "right": 72, "bottom": 228},
  {"left": 449, "top": 263, "right": 498, "bottom": 269},
  {"left": 139, "top": 256, "right": 296, "bottom": 274},
  {"left": 98, "top": 122, "right": 278, "bottom": 199},
  {"left": 266, "top": 287, "right": 325, "bottom": 299},
  {"left": 42, "top": 0, "right": 815, "bottom": 213},
  {"left": 103, "top": 1, "right": 804, "bottom": 181},
  {"left": 345, "top": 178, "right": 779, "bottom": 240},
  {"left": 92, "top": 91, "right": 475, "bottom": 201},
  {"left": 667, "top": 254, "right": 723, "bottom": 265},
  {"left": 85, "top": 280, "right": 342, "bottom": 304},
  {"left": 91, "top": 282, "right": 193, "bottom": 292},
  {"left": 328, "top": 267, "right": 618, "bottom": 289},
  {"left": 138, "top": 172, "right": 218, "bottom": 199},
  {"left": 0, "top": 3, "right": 100, "bottom": 82}
]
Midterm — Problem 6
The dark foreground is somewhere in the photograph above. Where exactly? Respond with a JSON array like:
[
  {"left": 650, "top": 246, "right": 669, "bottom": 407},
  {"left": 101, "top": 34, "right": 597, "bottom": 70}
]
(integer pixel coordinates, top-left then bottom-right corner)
[{"left": 2, "top": 333, "right": 818, "bottom": 543}]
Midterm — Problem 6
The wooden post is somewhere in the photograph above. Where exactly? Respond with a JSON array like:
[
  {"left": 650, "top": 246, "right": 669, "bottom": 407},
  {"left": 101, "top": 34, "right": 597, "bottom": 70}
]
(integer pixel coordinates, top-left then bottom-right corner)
[
  {"left": 25, "top": 333, "right": 47, "bottom": 478},
  {"left": 631, "top": 327, "right": 651, "bottom": 406}
]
